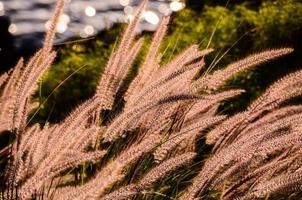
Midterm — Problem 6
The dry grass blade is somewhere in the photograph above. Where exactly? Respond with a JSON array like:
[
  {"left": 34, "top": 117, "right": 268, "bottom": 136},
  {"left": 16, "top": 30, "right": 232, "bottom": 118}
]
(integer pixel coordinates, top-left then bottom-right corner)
[
  {"left": 192, "top": 48, "right": 293, "bottom": 92},
  {"left": 96, "top": 0, "right": 147, "bottom": 110},
  {"left": 100, "top": 152, "right": 196, "bottom": 200}
]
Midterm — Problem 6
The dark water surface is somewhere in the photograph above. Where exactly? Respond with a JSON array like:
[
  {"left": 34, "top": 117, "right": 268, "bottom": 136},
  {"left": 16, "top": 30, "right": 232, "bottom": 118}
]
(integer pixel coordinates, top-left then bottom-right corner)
[
  {"left": 0, "top": 0, "right": 184, "bottom": 71},
  {"left": 1, "top": 0, "right": 186, "bottom": 39}
]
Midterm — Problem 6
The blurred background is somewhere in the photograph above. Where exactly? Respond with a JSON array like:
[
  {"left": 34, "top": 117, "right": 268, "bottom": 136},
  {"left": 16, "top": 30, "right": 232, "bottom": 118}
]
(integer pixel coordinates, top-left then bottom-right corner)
[
  {"left": 0, "top": 0, "right": 301, "bottom": 123},
  {"left": 0, "top": 0, "right": 185, "bottom": 72}
]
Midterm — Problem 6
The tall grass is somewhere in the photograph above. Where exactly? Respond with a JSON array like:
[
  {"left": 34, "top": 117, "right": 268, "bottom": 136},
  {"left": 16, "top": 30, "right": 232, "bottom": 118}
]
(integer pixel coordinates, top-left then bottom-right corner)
[{"left": 0, "top": 0, "right": 300, "bottom": 199}]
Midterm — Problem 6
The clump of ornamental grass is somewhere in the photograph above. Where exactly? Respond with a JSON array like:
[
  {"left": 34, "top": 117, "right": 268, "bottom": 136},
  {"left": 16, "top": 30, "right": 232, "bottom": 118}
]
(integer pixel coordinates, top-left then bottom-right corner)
[{"left": 0, "top": 0, "right": 300, "bottom": 200}]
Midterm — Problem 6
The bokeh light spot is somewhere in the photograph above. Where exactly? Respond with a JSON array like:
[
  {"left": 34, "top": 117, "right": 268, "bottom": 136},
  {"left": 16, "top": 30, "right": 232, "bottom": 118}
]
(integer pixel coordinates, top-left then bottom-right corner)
[
  {"left": 119, "top": 0, "right": 130, "bottom": 7},
  {"left": 80, "top": 25, "right": 95, "bottom": 38},
  {"left": 8, "top": 24, "right": 18, "bottom": 34},
  {"left": 143, "top": 11, "right": 160, "bottom": 25},
  {"left": 85, "top": 6, "right": 96, "bottom": 17},
  {"left": 124, "top": 6, "right": 133, "bottom": 15},
  {"left": 170, "top": 1, "right": 185, "bottom": 12}
]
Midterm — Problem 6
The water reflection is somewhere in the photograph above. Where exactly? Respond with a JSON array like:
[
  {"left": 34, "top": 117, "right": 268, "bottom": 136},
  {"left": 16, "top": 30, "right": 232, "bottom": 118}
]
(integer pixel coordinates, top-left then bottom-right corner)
[
  {"left": 170, "top": 1, "right": 185, "bottom": 12},
  {"left": 8, "top": 23, "right": 17, "bottom": 34},
  {"left": 0, "top": 1, "right": 4, "bottom": 16},
  {"left": 120, "top": 0, "right": 130, "bottom": 7},
  {"left": 85, "top": 6, "right": 96, "bottom": 17},
  {"left": 1, "top": 0, "right": 185, "bottom": 39},
  {"left": 143, "top": 10, "right": 160, "bottom": 25},
  {"left": 0, "top": 0, "right": 186, "bottom": 71},
  {"left": 80, "top": 25, "right": 95, "bottom": 38}
]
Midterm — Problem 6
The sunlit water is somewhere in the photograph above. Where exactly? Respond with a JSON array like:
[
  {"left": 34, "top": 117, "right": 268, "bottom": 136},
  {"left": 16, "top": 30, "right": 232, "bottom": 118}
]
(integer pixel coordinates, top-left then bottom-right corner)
[{"left": 1, "top": 0, "right": 185, "bottom": 41}]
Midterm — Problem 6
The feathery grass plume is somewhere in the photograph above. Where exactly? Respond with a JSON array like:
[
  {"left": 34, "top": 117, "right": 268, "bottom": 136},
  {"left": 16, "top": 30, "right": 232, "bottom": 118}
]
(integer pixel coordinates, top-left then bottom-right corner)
[
  {"left": 210, "top": 129, "right": 302, "bottom": 187},
  {"left": 180, "top": 70, "right": 302, "bottom": 200},
  {"left": 239, "top": 151, "right": 302, "bottom": 200},
  {"left": 237, "top": 105, "right": 302, "bottom": 140},
  {"left": 125, "top": 16, "right": 170, "bottom": 103},
  {"left": 0, "top": 59, "right": 24, "bottom": 99},
  {"left": 154, "top": 116, "right": 225, "bottom": 163},
  {"left": 6, "top": 1, "right": 64, "bottom": 134},
  {"left": 125, "top": 59, "right": 205, "bottom": 111},
  {"left": 126, "top": 48, "right": 212, "bottom": 108},
  {"left": 192, "top": 48, "right": 293, "bottom": 92},
  {"left": 210, "top": 70, "right": 302, "bottom": 152},
  {"left": 100, "top": 185, "right": 138, "bottom": 200},
  {"left": 184, "top": 89, "right": 244, "bottom": 125},
  {"left": 51, "top": 96, "right": 100, "bottom": 137},
  {"left": 43, "top": 0, "right": 65, "bottom": 53},
  {"left": 100, "top": 152, "right": 196, "bottom": 200},
  {"left": 154, "top": 46, "right": 212, "bottom": 84},
  {"left": 8, "top": 96, "right": 103, "bottom": 198},
  {"left": 0, "top": 71, "right": 9, "bottom": 88},
  {"left": 96, "top": 0, "right": 147, "bottom": 110},
  {"left": 11, "top": 120, "right": 105, "bottom": 197},
  {"left": 2, "top": 1, "right": 65, "bottom": 197},
  {"left": 140, "top": 152, "right": 196, "bottom": 188},
  {"left": 13, "top": 52, "right": 57, "bottom": 132},
  {"left": 10, "top": 115, "right": 107, "bottom": 198},
  {"left": 205, "top": 112, "right": 246, "bottom": 146},
  {"left": 6, "top": 3, "right": 212, "bottom": 198},
  {"left": 11, "top": 0, "right": 65, "bottom": 132},
  {"left": 57, "top": 133, "right": 163, "bottom": 200},
  {"left": 247, "top": 69, "right": 302, "bottom": 114},
  {"left": 220, "top": 149, "right": 293, "bottom": 200},
  {"left": 232, "top": 108, "right": 302, "bottom": 146},
  {"left": 119, "top": 37, "right": 144, "bottom": 76},
  {"left": 132, "top": 103, "right": 180, "bottom": 137},
  {"left": 103, "top": 94, "right": 202, "bottom": 143},
  {"left": 0, "top": 58, "right": 24, "bottom": 133},
  {"left": 19, "top": 150, "right": 106, "bottom": 200},
  {"left": 203, "top": 114, "right": 302, "bottom": 183}
]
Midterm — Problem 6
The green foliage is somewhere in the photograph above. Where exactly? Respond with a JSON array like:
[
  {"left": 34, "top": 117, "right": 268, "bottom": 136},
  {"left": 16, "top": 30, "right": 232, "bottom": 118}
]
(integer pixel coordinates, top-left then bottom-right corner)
[
  {"left": 33, "top": 0, "right": 302, "bottom": 122},
  {"left": 165, "top": 0, "right": 302, "bottom": 113},
  {"left": 166, "top": 0, "right": 302, "bottom": 56}
]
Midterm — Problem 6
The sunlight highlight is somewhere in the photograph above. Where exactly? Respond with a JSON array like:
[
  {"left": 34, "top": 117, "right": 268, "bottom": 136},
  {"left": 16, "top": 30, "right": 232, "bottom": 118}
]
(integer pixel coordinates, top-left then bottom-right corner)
[
  {"left": 143, "top": 10, "right": 160, "bottom": 25},
  {"left": 8, "top": 24, "right": 18, "bottom": 34},
  {"left": 170, "top": 1, "right": 185, "bottom": 12},
  {"left": 85, "top": 6, "right": 96, "bottom": 17}
]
